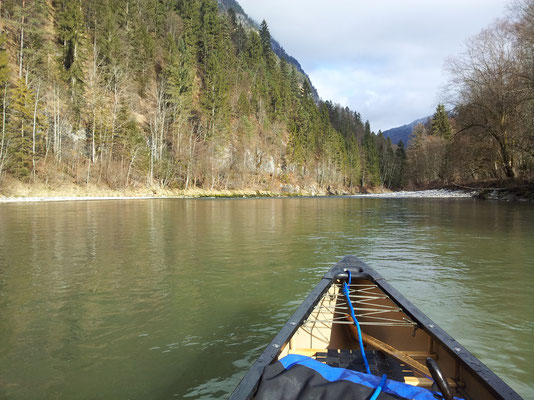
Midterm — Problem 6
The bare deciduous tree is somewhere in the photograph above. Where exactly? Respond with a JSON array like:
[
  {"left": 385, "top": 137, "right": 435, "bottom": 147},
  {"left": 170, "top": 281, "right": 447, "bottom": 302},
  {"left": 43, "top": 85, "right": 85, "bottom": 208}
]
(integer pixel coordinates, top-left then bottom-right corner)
[{"left": 446, "top": 13, "right": 534, "bottom": 179}]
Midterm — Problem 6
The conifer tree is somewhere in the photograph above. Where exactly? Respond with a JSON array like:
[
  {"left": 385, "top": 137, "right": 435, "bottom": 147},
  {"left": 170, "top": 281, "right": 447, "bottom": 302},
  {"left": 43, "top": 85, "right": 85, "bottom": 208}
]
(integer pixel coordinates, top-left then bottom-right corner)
[
  {"left": 198, "top": 0, "right": 232, "bottom": 135},
  {"left": 129, "top": 19, "right": 155, "bottom": 94},
  {"left": 93, "top": 0, "right": 122, "bottom": 77},
  {"left": 166, "top": 38, "right": 194, "bottom": 112},
  {"left": 227, "top": 8, "right": 247, "bottom": 55},
  {"left": 431, "top": 104, "right": 451, "bottom": 139},
  {"left": 178, "top": 0, "right": 201, "bottom": 51},
  {"left": 246, "top": 30, "right": 262, "bottom": 67},
  {"left": 394, "top": 140, "right": 407, "bottom": 188},
  {"left": 6, "top": 78, "right": 35, "bottom": 178},
  {"left": 362, "top": 128, "right": 381, "bottom": 187},
  {"left": 57, "top": 0, "right": 85, "bottom": 111},
  {"left": 259, "top": 20, "right": 271, "bottom": 56},
  {"left": 278, "top": 58, "right": 291, "bottom": 113},
  {"left": 259, "top": 19, "right": 277, "bottom": 73}
]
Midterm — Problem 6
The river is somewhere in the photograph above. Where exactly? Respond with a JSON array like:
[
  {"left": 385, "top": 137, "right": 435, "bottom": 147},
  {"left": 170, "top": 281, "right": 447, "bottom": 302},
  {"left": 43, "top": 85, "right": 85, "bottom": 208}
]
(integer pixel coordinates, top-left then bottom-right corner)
[{"left": 0, "top": 198, "right": 532, "bottom": 399}]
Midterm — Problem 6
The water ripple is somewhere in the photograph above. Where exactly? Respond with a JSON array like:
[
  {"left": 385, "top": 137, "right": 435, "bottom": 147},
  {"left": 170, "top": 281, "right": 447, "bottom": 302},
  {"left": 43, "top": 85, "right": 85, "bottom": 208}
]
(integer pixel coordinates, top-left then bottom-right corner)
[{"left": 0, "top": 198, "right": 532, "bottom": 399}]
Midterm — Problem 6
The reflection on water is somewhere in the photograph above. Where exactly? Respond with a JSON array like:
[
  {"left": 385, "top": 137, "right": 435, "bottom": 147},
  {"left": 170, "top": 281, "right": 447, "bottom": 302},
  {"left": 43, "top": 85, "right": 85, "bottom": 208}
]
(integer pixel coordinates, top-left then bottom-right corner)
[{"left": 0, "top": 198, "right": 532, "bottom": 399}]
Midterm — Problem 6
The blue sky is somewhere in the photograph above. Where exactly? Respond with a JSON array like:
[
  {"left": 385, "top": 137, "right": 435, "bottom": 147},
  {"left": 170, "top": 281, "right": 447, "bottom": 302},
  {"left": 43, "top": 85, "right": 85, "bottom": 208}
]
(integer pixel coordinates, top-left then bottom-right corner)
[{"left": 238, "top": 0, "right": 511, "bottom": 132}]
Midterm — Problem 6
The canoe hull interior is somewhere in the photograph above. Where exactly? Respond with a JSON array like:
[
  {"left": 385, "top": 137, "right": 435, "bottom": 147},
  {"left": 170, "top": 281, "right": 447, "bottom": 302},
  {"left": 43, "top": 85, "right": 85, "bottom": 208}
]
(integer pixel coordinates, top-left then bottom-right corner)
[{"left": 229, "top": 256, "right": 522, "bottom": 400}]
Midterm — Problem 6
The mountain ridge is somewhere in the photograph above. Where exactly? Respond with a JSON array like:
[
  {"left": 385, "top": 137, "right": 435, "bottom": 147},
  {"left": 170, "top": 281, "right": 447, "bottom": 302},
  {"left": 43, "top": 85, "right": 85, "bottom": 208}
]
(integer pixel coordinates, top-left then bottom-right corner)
[
  {"left": 217, "top": 0, "right": 319, "bottom": 100},
  {"left": 382, "top": 116, "right": 431, "bottom": 145}
]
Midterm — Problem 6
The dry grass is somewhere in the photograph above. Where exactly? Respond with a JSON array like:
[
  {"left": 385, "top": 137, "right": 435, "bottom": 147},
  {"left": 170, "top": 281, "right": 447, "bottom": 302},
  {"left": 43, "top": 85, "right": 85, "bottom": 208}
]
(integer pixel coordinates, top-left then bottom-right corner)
[
  {"left": 0, "top": 177, "right": 341, "bottom": 201},
  {"left": 0, "top": 171, "right": 379, "bottom": 201}
]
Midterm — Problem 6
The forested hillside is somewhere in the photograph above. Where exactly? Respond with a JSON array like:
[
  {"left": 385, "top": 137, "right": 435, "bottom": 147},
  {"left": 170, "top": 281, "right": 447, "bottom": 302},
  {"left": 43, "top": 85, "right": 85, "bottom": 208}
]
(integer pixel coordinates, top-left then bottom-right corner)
[
  {"left": 0, "top": 0, "right": 402, "bottom": 194},
  {"left": 216, "top": 0, "right": 319, "bottom": 100}
]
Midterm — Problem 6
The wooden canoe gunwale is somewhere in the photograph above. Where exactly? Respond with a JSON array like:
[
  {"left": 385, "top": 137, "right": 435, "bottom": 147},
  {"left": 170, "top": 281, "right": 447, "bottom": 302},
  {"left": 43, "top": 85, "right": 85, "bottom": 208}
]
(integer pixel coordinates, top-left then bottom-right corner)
[{"left": 229, "top": 255, "right": 522, "bottom": 400}]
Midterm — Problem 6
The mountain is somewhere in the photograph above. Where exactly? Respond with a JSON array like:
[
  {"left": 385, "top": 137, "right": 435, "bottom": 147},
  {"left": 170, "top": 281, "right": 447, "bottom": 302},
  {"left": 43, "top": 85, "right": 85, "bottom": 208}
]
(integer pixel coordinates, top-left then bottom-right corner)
[
  {"left": 217, "top": 0, "right": 319, "bottom": 100},
  {"left": 382, "top": 116, "right": 431, "bottom": 145}
]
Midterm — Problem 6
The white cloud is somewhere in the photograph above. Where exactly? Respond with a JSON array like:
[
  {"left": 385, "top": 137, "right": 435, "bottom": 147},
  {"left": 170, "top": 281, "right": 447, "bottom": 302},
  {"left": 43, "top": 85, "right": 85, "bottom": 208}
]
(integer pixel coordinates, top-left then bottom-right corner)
[{"left": 237, "top": 0, "right": 510, "bottom": 131}]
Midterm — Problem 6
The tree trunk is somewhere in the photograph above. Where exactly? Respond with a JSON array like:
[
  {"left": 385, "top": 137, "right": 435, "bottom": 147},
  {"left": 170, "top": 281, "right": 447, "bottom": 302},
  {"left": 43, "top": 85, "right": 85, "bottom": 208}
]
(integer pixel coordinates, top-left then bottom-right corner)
[
  {"left": 126, "top": 147, "right": 138, "bottom": 186},
  {"left": 0, "top": 84, "right": 7, "bottom": 175},
  {"left": 109, "top": 82, "right": 119, "bottom": 163},
  {"left": 493, "top": 131, "right": 516, "bottom": 178},
  {"left": 91, "top": 35, "right": 97, "bottom": 164},
  {"left": 31, "top": 82, "right": 40, "bottom": 179},
  {"left": 92, "top": 113, "right": 96, "bottom": 163},
  {"left": 1, "top": 85, "right": 6, "bottom": 153}
]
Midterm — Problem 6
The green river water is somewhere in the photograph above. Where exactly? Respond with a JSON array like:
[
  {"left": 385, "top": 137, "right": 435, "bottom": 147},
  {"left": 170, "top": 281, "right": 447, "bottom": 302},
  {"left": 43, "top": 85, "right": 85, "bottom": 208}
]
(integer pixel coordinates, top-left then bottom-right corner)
[{"left": 0, "top": 198, "right": 532, "bottom": 399}]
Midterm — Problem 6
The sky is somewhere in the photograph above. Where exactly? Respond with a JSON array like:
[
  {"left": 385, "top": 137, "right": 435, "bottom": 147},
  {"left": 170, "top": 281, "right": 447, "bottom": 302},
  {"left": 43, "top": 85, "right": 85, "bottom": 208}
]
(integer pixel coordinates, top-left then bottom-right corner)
[{"left": 237, "top": 0, "right": 511, "bottom": 132}]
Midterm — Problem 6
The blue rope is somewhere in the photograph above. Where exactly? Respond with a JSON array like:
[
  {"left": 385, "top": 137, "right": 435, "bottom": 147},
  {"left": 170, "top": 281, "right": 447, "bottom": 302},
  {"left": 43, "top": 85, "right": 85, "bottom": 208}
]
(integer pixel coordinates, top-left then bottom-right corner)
[
  {"left": 342, "top": 270, "right": 371, "bottom": 375},
  {"left": 369, "top": 374, "right": 388, "bottom": 400}
]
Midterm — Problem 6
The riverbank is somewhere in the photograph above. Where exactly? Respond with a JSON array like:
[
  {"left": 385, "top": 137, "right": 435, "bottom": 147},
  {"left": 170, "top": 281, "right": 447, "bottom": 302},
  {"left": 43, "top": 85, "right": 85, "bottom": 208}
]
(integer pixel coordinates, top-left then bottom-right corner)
[
  {"left": 0, "top": 176, "right": 388, "bottom": 202},
  {"left": 1, "top": 177, "right": 531, "bottom": 203},
  {"left": 471, "top": 184, "right": 534, "bottom": 202},
  {"left": 0, "top": 185, "right": 285, "bottom": 203},
  {"left": 0, "top": 181, "right": 474, "bottom": 203},
  {"left": 0, "top": 190, "right": 475, "bottom": 203},
  {"left": 349, "top": 189, "right": 474, "bottom": 198}
]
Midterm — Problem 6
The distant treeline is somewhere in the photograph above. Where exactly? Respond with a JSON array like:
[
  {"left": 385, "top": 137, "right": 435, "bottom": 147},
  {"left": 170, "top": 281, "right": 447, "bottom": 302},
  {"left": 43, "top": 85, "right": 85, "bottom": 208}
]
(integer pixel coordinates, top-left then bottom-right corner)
[
  {"left": 0, "top": 0, "right": 403, "bottom": 191},
  {"left": 405, "top": 0, "right": 534, "bottom": 187}
]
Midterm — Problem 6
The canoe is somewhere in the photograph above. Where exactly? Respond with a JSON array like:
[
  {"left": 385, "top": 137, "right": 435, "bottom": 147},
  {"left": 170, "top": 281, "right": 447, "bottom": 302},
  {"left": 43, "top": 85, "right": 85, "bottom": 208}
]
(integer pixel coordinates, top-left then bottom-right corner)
[{"left": 230, "top": 255, "right": 522, "bottom": 400}]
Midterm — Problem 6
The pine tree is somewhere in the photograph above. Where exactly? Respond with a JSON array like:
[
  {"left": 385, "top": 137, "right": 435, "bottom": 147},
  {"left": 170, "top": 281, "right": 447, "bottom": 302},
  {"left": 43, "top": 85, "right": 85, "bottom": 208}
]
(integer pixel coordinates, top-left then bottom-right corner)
[
  {"left": 345, "top": 136, "right": 361, "bottom": 187},
  {"left": 198, "top": 0, "right": 231, "bottom": 135},
  {"left": 236, "top": 91, "right": 250, "bottom": 116},
  {"left": 20, "top": 0, "right": 49, "bottom": 76},
  {"left": 6, "top": 78, "right": 35, "bottom": 178},
  {"left": 259, "top": 20, "right": 271, "bottom": 56},
  {"left": 166, "top": 38, "right": 194, "bottom": 112},
  {"left": 394, "top": 140, "right": 407, "bottom": 188},
  {"left": 362, "top": 129, "right": 381, "bottom": 187},
  {"left": 57, "top": 0, "right": 85, "bottom": 111},
  {"left": 227, "top": 8, "right": 247, "bottom": 55},
  {"left": 246, "top": 30, "right": 262, "bottom": 67},
  {"left": 179, "top": 0, "right": 201, "bottom": 53},
  {"left": 431, "top": 104, "right": 451, "bottom": 139},
  {"left": 278, "top": 58, "right": 291, "bottom": 114},
  {"left": 129, "top": 18, "right": 155, "bottom": 94},
  {"left": 92, "top": 0, "right": 122, "bottom": 77}
]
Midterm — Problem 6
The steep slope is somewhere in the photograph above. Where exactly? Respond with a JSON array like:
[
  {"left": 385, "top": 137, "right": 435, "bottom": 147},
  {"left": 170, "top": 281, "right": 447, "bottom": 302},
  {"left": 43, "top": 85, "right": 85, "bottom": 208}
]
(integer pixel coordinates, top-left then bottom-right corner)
[
  {"left": 0, "top": 0, "right": 402, "bottom": 195},
  {"left": 217, "top": 0, "right": 319, "bottom": 100}
]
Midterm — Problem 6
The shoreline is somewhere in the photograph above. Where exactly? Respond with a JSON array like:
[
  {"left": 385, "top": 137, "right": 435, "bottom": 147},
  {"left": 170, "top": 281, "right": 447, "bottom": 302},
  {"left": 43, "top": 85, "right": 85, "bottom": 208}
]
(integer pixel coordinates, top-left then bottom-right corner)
[
  {"left": 2, "top": 178, "right": 531, "bottom": 203},
  {"left": 0, "top": 188, "right": 476, "bottom": 203}
]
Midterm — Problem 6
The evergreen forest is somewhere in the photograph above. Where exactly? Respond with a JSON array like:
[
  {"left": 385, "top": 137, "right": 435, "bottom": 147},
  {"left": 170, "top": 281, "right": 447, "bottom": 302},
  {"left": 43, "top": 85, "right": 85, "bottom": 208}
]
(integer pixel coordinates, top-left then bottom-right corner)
[{"left": 0, "top": 0, "right": 403, "bottom": 194}]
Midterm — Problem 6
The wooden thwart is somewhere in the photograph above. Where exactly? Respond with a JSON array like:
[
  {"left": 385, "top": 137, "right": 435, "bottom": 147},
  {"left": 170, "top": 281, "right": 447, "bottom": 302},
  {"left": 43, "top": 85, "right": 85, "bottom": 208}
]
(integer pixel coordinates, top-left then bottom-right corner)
[
  {"left": 345, "top": 315, "right": 431, "bottom": 377},
  {"left": 405, "top": 351, "right": 437, "bottom": 360},
  {"left": 404, "top": 376, "right": 457, "bottom": 388}
]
